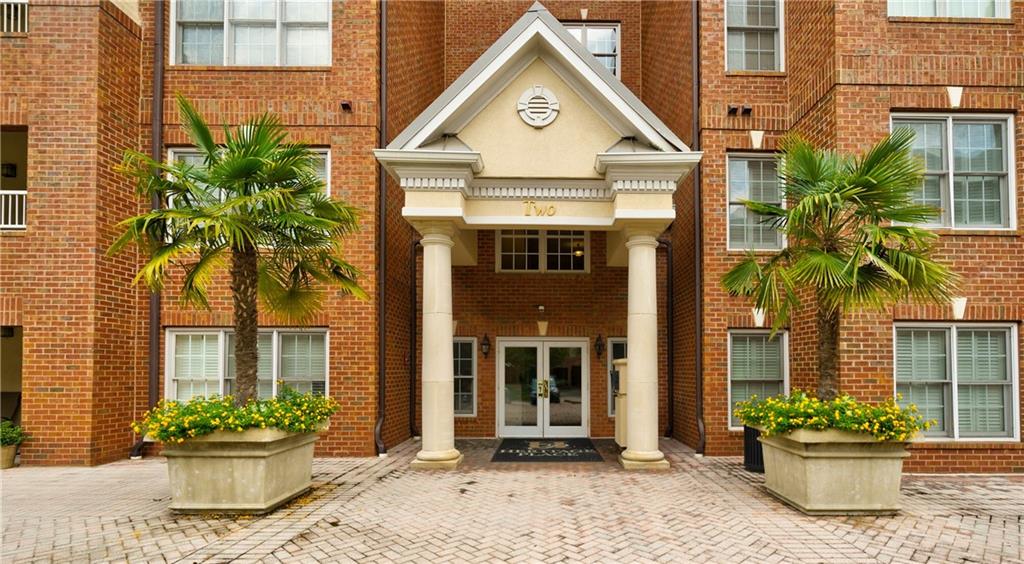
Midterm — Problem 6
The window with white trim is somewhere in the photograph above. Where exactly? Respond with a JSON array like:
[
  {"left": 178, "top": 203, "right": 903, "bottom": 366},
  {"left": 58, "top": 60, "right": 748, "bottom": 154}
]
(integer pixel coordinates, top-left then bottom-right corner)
[
  {"left": 729, "top": 331, "right": 788, "bottom": 428},
  {"left": 728, "top": 155, "right": 783, "bottom": 250},
  {"left": 607, "top": 338, "right": 627, "bottom": 417},
  {"left": 564, "top": 23, "right": 620, "bottom": 77},
  {"left": 167, "top": 329, "right": 328, "bottom": 402},
  {"left": 895, "top": 324, "right": 1018, "bottom": 440},
  {"left": 888, "top": 0, "right": 1010, "bottom": 18},
  {"left": 497, "top": 230, "right": 588, "bottom": 273},
  {"left": 892, "top": 115, "right": 1013, "bottom": 229},
  {"left": 726, "top": 0, "right": 782, "bottom": 71},
  {"left": 173, "top": 0, "right": 331, "bottom": 66},
  {"left": 453, "top": 338, "right": 476, "bottom": 416},
  {"left": 168, "top": 148, "right": 330, "bottom": 197}
]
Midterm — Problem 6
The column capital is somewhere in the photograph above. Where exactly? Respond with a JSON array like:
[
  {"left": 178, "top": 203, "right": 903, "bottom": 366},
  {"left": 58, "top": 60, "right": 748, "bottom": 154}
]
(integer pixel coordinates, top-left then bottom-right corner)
[
  {"left": 624, "top": 233, "right": 659, "bottom": 249},
  {"left": 414, "top": 221, "right": 457, "bottom": 244}
]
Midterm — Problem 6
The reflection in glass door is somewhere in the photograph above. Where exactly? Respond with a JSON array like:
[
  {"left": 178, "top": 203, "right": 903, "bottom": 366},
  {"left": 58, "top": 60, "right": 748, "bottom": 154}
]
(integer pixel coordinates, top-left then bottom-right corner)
[{"left": 499, "top": 340, "right": 588, "bottom": 438}]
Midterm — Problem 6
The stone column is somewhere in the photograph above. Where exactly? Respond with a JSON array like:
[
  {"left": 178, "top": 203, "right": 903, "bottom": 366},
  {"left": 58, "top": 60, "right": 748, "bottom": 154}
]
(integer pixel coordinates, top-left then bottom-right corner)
[
  {"left": 620, "top": 232, "right": 669, "bottom": 469},
  {"left": 411, "top": 224, "right": 463, "bottom": 469}
]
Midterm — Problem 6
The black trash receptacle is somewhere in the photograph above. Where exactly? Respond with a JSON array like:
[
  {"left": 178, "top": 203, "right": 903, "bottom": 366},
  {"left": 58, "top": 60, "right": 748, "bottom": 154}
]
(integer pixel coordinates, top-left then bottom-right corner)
[{"left": 743, "top": 425, "right": 764, "bottom": 473}]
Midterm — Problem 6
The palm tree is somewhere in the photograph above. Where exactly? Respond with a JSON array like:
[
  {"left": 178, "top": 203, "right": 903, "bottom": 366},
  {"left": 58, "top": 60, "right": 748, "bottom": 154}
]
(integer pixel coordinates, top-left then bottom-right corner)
[
  {"left": 721, "top": 128, "right": 957, "bottom": 401},
  {"left": 111, "top": 95, "right": 366, "bottom": 406}
]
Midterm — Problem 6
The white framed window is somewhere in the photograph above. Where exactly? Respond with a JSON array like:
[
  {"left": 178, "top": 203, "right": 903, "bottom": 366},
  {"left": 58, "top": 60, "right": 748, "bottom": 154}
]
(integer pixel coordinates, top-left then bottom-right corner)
[
  {"left": 607, "top": 338, "right": 627, "bottom": 417},
  {"left": 727, "top": 154, "right": 784, "bottom": 250},
  {"left": 171, "top": 0, "right": 331, "bottom": 67},
  {"left": 167, "top": 147, "right": 331, "bottom": 197},
  {"left": 496, "top": 230, "right": 589, "bottom": 273},
  {"left": 564, "top": 23, "right": 620, "bottom": 77},
  {"left": 894, "top": 323, "right": 1019, "bottom": 441},
  {"left": 888, "top": 0, "right": 1011, "bottom": 18},
  {"left": 891, "top": 114, "right": 1015, "bottom": 229},
  {"left": 166, "top": 328, "right": 329, "bottom": 402},
  {"left": 725, "top": 0, "right": 784, "bottom": 72},
  {"left": 728, "top": 330, "right": 789, "bottom": 429},
  {"left": 453, "top": 338, "right": 477, "bottom": 417}
]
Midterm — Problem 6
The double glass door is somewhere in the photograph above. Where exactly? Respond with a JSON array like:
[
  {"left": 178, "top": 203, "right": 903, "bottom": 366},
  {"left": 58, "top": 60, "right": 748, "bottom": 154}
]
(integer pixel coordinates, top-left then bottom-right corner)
[{"left": 498, "top": 340, "right": 588, "bottom": 438}]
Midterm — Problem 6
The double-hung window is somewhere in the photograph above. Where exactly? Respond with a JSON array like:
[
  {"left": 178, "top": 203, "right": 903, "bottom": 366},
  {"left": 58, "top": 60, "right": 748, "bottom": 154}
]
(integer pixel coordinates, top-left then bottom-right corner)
[
  {"left": 892, "top": 115, "right": 1014, "bottom": 229},
  {"left": 728, "top": 155, "right": 784, "bottom": 250},
  {"left": 888, "top": 0, "right": 1011, "bottom": 18},
  {"left": 729, "top": 331, "right": 788, "bottom": 428},
  {"left": 168, "top": 148, "right": 331, "bottom": 198},
  {"left": 453, "top": 338, "right": 477, "bottom": 416},
  {"left": 167, "top": 329, "right": 329, "bottom": 402},
  {"left": 607, "top": 338, "right": 627, "bottom": 417},
  {"left": 497, "top": 230, "right": 588, "bottom": 273},
  {"left": 173, "top": 0, "right": 331, "bottom": 66},
  {"left": 726, "top": 0, "right": 783, "bottom": 71},
  {"left": 564, "top": 23, "right": 620, "bottom": 77},
  {"left": 895, "top": 324, "right": 1019, "bottom": 440}
]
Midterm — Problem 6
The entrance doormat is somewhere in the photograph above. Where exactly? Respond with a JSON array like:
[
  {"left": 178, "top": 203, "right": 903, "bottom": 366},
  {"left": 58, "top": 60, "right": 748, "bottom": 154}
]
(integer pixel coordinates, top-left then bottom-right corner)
[{"left": 491, "top": 438, "right": 605, "bottom": 463}]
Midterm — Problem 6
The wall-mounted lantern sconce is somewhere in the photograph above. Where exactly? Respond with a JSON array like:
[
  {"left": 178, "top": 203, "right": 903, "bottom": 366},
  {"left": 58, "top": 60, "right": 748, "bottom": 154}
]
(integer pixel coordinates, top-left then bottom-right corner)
[
  {"left": 481, "top": 334, "right": 491, "bottom": 358},
  {"left": 340, "top": 100, "right": 353, "bottom": 112},
  {"left": 727, "top": 104, "right": 740, "bottom": 115},
  {"left": 594, "top": 334, "right": 606, "bottom": 358},
  {"left": 741, "top": 105, "right": 753, "bottom": 116}
]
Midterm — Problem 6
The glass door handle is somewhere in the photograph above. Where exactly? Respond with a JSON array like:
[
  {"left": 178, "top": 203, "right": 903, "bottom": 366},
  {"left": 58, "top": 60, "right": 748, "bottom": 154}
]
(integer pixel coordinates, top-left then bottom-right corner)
[{"left": 538, "top": 380, "right": 549, "bottom": 398}]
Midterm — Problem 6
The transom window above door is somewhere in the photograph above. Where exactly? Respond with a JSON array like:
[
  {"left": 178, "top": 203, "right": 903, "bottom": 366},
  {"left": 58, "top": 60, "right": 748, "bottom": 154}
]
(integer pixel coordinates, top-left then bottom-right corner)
[
  {"left": 497, "top": 230, "right": 588, "bottom": 273},
  {"left": 563, "top": 23, "right": 620, "bottom": 77},
  {"left": 172, "top": 0, "right": 332, "bottom": 66},
  {"left": 892, "top": 115, "right": 1014, "bottom": 229}
]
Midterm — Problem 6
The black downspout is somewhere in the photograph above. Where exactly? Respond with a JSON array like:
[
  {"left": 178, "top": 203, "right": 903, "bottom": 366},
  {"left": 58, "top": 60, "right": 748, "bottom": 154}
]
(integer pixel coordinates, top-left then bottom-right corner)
[
  {"left": 658, "top": 238, "right": 674, "bottom": 438},
  {"left": 692, "top": 0, "right": 706, "bottom": 454},
  {"left": 132, "top": 0, "right": 164, "bottom": 459},
  {"left": 373, "top": 0, "right": 388, "bottom": 456},
  {"left": 409, "top": 240, "right": 421, "bottom": 437}
]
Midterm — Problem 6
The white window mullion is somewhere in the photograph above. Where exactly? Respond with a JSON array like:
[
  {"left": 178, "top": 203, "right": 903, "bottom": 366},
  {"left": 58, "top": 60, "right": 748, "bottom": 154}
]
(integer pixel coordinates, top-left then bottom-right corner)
[
  {"left": 276, "top": 0, "right": 283, "bottom": 66},
  {"left": 271, "top": 329, "right": 280, "bottom": 397},
  {"left": 949, "top": 326, "right": 960, "bottom": 439},
  {"left": 223, "top": 5, "right": 231, "bottom": 66},
  {"left": 945, "top": 115, "right": 955, "bottom": 228},
  {"left": 217, "top": 330, "right": 226, "bottom": 396}
]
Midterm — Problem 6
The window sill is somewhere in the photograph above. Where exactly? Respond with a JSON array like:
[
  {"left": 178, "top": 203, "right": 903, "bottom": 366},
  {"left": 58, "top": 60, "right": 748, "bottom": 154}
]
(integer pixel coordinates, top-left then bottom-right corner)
[
  {"left": 931, "top": 228, "right": 1019, "bottom": 237},
  {"left": 725, "top": 70, "right": 786, "bottom": 78},
  {"left": 167, "top": 64, "right": 332, "bottom": 73},
  {"left": 909, "top": 439, "right": 1022, "bottom": 447},
  {"left": 0, "top": 229, "right": 27, "bottom": 236},
  {"left": 0, "top": 32, "right": 28, "bottom": 38},
  {"left": 725, "top": 248, "right": 783, "bottom": 254},
  {"left": 887, "top": 16, "right": 1014, "bottom": 25}
]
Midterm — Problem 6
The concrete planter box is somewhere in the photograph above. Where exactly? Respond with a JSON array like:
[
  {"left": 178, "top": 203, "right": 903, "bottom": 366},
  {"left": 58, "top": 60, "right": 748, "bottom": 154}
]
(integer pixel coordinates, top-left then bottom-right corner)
[
  {"left": 1, "top": 445, "right": 16, "bottom": 469},
  {"left": 161, "top": 427, "right": 321, "bottom": 514},
  {"left": 758, "top": 428, "right": 910, "bottom": 515}
]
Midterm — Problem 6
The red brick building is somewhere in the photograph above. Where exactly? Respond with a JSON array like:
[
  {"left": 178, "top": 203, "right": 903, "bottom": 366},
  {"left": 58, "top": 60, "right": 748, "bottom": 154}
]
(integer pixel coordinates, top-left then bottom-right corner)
[{"left": 0, "top": 0, "right": 1020, "bottom": 472}]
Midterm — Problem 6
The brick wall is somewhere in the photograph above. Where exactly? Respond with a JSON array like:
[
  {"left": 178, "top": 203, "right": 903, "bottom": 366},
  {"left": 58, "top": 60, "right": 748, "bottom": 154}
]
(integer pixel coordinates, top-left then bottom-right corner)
[
  {"left": 695, "top": 0, "right": 1024, "bottom": 471},
  {"left": 136, "top": 0, "right": 383, "bottom": 457},
  {"left": 0, "top": 1, "right": 144, "bottom": 465},
  {"left": 380, "top": 0, "right": 446, "bottom": 450}
]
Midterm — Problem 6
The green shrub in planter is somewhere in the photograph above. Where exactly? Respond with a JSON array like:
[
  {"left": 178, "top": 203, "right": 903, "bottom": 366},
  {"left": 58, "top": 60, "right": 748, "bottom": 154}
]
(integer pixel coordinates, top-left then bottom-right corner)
[
  {"left": 735, "top": 390, "right": 932, "bottom": 442},
  {"left": 1, "top": 421, "right": 26, "bottom": 446}
]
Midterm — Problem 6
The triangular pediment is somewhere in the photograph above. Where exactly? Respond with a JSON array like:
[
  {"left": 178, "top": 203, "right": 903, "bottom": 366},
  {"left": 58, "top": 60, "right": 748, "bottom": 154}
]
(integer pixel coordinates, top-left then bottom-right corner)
[{"left": 386, "top": 2, "right": 691, "bottom": 156}]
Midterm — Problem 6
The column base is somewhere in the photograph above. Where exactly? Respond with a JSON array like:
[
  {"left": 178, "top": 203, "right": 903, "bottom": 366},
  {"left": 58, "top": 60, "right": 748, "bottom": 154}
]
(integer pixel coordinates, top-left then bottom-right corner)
[
  {"left": 410, "top": 450, "right": 464, "bottom": 470},
  {"left": 619, "top": 451, "right": 670, "bottom": 470}
]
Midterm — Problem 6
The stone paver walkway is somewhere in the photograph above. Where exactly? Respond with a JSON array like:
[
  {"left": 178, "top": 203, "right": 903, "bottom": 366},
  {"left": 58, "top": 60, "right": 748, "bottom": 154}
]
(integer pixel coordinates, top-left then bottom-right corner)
[{"left": 1, "top": 439, "right": 1022, "bottom": 563}]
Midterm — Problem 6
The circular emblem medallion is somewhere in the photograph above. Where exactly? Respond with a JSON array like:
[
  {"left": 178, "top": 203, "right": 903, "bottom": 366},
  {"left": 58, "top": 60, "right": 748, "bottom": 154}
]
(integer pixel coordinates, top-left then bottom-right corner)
[{"left": 517, "top": 85, "right": 560, "bottom": 128}]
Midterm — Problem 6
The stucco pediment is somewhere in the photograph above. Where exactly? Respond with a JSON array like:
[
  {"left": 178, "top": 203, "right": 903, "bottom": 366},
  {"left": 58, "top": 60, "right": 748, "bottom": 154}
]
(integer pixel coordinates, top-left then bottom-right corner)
[{"left": 458, "top": 59, "right": 619, "bottom": 179}]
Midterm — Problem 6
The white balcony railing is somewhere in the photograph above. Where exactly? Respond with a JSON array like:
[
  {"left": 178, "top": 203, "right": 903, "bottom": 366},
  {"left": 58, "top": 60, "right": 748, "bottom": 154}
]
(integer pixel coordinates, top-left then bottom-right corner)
[
  {"left": 1, "top": 0, "right": 28, "bottom": 34},
  {"left": 0, "top": 190, "right": 27, "bottom": 229}
]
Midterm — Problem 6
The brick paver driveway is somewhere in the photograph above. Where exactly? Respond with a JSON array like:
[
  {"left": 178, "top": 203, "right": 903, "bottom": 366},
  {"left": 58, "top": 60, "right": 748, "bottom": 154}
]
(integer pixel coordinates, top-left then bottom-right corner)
[{"left": 2, "top": 439, "right": 1021, "bottom": 563}]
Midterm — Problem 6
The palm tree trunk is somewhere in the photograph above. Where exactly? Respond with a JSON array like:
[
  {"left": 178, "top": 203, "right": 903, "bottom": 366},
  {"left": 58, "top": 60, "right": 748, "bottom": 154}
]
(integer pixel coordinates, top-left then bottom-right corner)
[
  {"left": 816, "top": 302, "right": 841, "bottom": 401},
  {"left": 231, "top": 245, "right": 259, "bottom": 406}
]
